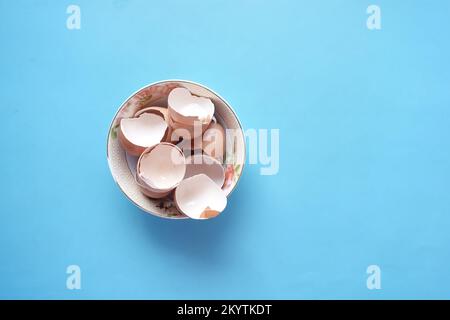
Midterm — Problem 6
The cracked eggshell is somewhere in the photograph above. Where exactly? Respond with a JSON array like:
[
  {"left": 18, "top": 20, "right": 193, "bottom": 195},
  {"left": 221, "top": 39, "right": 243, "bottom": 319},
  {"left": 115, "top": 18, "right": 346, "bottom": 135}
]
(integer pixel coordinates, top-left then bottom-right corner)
[
  {"left": 136, "top": 143, "right": 186, "bottom": 198},
  {"left": 185, "top": 155, "right": 225, "bottom": 188},
  {"left": 134, "top": 106, "right": 173, "bottom": 143},
  {"left": 202, "top": 121, "right": 225, "bottom": 163},
  {"left": 168, "top": 88, "right": 214, "bottom": 126},
  {"left": 118, "top": 113, "right": 168, "bottom": 156},
  {"left": 135, "top": 175, "right": 172, "bottom": 198},
  {"left": 175, "top": 174, "right": 227, "bottom": 219},
  {"left": 134, "top": 106, "right": 168, "bottom": 119}
]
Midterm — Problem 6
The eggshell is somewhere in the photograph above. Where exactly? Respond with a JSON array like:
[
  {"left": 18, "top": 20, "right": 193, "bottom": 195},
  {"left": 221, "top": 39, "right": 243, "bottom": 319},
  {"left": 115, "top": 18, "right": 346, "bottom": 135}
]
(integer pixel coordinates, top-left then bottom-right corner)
[
  {"left": 176, "top": 137, "right": 202, "bottom": 157},
  {"left": 168, "top": 88, "right": 214, "bottom": 126},
  {"left": 135, "top": 175, "right": 172, "bottom": 199},
  {"left": 185, "top": 154, "right": 225, "bottom": 187},
  {"left": 118, "top": 113, "right": 168, "bottom": 156},
  {"left": 168, "top": 113, "right": 208, "bottom": 141},
  {"left": 136, "top": 143, "right": 186, "bottom": 198},
  {"left": 174, "top": 174, "right": 227, "bottom": 219},
  {"left": 202, "top": 121, "right": 225, "bottom": 163},
  {"left": 134, "top": 106, "right": 173, "bottom": 143},
  {"left": 134, "top": 106, "right": 168, "bottom": 119}
]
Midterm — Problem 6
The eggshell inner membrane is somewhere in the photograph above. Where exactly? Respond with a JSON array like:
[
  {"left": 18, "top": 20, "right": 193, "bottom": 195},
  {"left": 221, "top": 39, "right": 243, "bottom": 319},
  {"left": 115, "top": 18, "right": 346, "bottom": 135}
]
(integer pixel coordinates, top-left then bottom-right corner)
[
  {"left": 138, "top": 144, "right": 186, "bottom": 190},
  {"left": 120, "top": 113, "right": 167, "bottom": 148},
  {"left": 185, "top": 155, "right": 225, "bottom": 187},
  {"left": 133, "top": 107, "right": 172, "bottom": 142},
  {"left": 134, "top": 106, "right": 168, "bottom": 120},
  {"left": 175, "top": 174, "right": 227, "bottom": 219},
  {"left": 168, "top": 88, "right": 214, "bottom": 124}
]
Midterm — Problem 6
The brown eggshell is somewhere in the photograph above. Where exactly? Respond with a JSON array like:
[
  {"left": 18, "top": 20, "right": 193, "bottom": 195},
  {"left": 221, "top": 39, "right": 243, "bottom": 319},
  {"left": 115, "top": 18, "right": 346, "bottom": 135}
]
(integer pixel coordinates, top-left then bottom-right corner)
[
  {"left": 202, "top": 121, "right": 225, "bottom": 163},
  {"left": 184, "top": 154, "right": 225, "bottom": 188},
  {"left": 174, "top": 174, "right": 227, "bottom": 219},
  {"left": 135, "top": 174, "right": 172, "bottom": 199},
  {"left": 134, "top": 106, "right": 173, "bottom": 143},
  {"left": 168, "top": 113, "right": 208, "bottom": 141},
  {"left": 118, "top": 125, "right": 146, "bottom": 156},
  {"left": 167, "top": 88, "right": 214, "bottom": 126},
  {"left": 118, "top": 113, "right": 168, "bottom": 156},
  {"left": 135, "top": 143, "right": 186, "bottom": 198}
]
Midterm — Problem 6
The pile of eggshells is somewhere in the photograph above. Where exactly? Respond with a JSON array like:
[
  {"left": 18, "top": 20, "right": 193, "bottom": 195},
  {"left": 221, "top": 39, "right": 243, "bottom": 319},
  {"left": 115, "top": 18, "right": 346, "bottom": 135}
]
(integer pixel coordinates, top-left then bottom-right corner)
[{"left": 118, "top": 88, "right": 228, "bottom": 219}]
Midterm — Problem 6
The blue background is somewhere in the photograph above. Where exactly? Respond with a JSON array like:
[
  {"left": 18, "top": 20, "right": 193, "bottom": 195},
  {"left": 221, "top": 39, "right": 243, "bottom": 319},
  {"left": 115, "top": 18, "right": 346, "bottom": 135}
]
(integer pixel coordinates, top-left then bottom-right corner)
[{"left": 1, "top": 0, "right": 450, "bottom": 299}]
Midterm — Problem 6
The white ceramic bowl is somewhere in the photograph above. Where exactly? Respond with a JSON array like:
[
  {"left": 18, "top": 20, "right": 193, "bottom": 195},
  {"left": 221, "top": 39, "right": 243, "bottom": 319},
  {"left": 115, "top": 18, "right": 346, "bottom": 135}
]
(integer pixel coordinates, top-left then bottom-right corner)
[{"left": 107, "top": 80, "right": 245, "bottom": 219}]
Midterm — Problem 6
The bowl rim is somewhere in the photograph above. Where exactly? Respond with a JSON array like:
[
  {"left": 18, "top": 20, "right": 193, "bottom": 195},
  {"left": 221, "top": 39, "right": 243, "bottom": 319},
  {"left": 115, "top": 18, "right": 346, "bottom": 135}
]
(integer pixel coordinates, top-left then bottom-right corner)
[{"left": 106, "top": 79, "right": 246, "bottom": 219}]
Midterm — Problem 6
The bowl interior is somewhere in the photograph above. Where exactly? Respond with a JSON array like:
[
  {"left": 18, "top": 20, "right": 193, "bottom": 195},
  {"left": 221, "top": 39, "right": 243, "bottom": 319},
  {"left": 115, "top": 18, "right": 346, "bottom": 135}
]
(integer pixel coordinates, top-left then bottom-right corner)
[{"left": 107, "top": 80, "right": 245, "bottom": 218}]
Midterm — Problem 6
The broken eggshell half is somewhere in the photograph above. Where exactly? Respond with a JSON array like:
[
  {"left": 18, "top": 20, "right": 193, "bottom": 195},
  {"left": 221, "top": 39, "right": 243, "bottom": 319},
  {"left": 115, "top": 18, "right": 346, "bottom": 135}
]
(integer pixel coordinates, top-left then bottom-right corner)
[
  {"left": 175, "top": 174, "right": 227, "bottom": 219},
  {"left": 133, "top": 106, "right": 173, "bottom": 142},
  {"left": 168, "top": 87, "right": 214, "bottom": 126},
  {"left": 118, "top": 113, "right": 168, "bottom": 156},
  {"left": 184, "top": 154, "right": 225, "bottom": 188},
  {"left": 136, "top": 143, "right": 186, "bottom": 199}
]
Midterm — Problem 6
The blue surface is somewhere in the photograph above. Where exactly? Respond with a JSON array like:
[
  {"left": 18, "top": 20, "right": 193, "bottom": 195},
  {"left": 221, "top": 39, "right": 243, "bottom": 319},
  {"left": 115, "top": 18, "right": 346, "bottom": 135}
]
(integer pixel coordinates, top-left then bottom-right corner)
[{"left": 1, "top": 0, "right": 450, "bottom": 299}]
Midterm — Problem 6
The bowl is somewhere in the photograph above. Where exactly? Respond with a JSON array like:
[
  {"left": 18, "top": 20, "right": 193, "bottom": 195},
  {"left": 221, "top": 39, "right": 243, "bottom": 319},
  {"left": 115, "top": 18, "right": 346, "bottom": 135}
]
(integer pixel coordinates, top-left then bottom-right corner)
[{"left": 107, "top": 80, "right": 245, "bottom": 219}]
